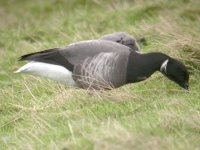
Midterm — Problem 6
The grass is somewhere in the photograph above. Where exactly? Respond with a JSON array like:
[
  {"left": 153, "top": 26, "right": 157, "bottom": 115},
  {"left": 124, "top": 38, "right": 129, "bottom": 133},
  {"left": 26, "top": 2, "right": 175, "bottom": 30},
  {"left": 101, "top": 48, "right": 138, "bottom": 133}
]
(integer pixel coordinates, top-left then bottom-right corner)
[{"left": 0, "top": 0, "right": 200, "bottom": 149}]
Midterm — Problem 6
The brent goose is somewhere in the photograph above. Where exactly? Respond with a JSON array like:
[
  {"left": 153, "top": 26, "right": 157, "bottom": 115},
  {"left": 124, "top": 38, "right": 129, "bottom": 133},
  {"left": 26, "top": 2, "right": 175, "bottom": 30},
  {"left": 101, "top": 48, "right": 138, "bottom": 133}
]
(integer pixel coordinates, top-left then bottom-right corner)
[
  {"left": 99, "top": 32, "right": 140, "bottom": 52},
  {"left": 15, "top": 40, "right": 189, "bottom": 90}
]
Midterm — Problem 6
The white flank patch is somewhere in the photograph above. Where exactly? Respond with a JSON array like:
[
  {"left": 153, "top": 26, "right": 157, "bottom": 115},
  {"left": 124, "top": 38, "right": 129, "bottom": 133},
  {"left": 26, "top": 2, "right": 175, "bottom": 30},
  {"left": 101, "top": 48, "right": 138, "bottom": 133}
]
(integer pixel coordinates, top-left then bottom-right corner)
[
  {"left": 15, "top": 61, "right": 76, "bottom": 86},
  {"left": 160, "top": 59, "right": 169, "bottom": 74}
]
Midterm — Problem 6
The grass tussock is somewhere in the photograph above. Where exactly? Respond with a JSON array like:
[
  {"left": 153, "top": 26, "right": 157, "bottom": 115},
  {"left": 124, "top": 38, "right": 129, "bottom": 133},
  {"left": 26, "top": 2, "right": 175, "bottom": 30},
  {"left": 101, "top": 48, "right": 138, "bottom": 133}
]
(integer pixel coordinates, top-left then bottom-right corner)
[{"left": 0, "top": 0, "right": 200, "bottom": 150}]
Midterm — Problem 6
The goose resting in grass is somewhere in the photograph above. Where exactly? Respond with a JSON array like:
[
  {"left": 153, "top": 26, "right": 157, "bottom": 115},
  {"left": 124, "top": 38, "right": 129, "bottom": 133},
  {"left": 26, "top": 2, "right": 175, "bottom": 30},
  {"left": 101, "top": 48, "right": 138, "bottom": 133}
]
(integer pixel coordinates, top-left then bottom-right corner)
[
  {"left": 15, "top": 40, "right": 189, "bottom": 90},
  {"left": 99, "top": 32, "right": 140, "bottom": 51}
]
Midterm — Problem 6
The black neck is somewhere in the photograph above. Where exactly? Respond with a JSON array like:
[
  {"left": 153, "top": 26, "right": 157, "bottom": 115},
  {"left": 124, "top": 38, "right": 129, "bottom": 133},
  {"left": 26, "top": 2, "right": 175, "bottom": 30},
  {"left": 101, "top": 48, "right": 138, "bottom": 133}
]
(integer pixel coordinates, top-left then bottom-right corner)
[{"left": 126, "top": 52, "right": 170, "bottom": 83}]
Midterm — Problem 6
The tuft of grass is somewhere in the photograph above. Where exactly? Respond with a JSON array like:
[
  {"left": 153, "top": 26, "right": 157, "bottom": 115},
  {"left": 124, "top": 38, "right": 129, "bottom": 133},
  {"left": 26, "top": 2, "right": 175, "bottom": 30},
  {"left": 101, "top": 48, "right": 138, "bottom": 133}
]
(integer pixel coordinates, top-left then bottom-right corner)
[{"left": 0, "top": 0, "right": 200, "bottom": 150}]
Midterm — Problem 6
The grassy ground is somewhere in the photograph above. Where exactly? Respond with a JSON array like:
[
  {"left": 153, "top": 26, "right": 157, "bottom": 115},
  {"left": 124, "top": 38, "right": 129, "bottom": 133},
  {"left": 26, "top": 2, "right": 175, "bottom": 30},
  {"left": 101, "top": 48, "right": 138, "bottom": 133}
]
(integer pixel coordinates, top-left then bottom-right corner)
[{"left": 0, "top": 0, "right": 200, "bottom": 149}]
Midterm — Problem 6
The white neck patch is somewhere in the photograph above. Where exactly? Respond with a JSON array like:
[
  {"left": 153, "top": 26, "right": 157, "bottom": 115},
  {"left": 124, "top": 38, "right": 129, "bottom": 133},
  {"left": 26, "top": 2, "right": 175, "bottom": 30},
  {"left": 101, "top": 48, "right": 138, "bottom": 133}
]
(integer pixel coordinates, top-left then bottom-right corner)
[{"left": 160, "top": 59, "right": 169, "bottom": 74}]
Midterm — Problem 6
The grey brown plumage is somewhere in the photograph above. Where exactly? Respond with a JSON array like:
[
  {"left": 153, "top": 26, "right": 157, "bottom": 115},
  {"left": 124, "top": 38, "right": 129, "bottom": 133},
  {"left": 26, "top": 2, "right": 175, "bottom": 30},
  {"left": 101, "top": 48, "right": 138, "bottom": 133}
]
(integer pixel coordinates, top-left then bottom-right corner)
[
  {"left": 99, "top": 32, "right": 140, "bottom": 51},
  {"left": 16, "top": 40, "right": 189, "bottom": 90}
]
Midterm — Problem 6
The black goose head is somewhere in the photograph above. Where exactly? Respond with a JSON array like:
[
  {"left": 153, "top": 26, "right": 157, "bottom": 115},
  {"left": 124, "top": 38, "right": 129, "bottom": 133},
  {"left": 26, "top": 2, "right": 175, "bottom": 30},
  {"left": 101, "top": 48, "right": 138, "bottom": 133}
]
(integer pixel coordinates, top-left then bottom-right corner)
[{"left": 160, "top": 58, "right": 189, "bottom": 90}]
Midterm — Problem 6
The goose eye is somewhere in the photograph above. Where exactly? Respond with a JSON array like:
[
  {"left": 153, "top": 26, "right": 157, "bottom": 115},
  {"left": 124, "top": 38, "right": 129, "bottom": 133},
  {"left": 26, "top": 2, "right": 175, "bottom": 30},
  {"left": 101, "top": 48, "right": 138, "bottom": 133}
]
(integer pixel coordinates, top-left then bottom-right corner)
[{"left": 116, "top": 40, "right": 121, "bottom": 43}]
